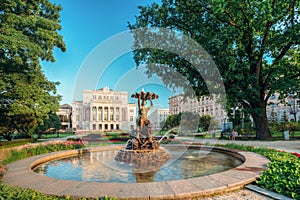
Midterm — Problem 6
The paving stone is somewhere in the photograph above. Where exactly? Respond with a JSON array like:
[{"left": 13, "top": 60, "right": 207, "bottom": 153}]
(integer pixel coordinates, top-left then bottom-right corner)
[
  {"left": 146, "top": 182, "right": 175, "bottom": 199},
  {"left": 188, "top": 176, "right": 227, "bottom": 194},
  {"left": 167, "top": 179, "right": 205, "bottom": 199}
]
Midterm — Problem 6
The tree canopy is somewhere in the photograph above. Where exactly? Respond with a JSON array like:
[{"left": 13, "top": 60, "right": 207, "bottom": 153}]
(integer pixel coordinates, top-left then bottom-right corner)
[
  {"left": 0, "top": 0, "right": 65, "bottom": 140},
  {"left": 130, "top": 0, "right": 300, "bottom": 139}
]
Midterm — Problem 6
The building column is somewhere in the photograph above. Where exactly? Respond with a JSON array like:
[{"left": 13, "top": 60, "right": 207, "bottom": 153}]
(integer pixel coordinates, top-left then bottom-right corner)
[
  {"left": 96, "top": 106, "right": 98, "bottom": 121},
  {"left": 102, "top": 107, "right": 104, "bottom": 121},
  {"left": 119, "top": 107, "right": 122, "bottom": 121},
  {"left": 108, "top": 107, "right": 110, "bottom": 122},
  {"left": 90, "top": 106, "right": 93, "bottom": 122},
  {"left": 113, "top": 107, "right": 116, "bottom": 121}
]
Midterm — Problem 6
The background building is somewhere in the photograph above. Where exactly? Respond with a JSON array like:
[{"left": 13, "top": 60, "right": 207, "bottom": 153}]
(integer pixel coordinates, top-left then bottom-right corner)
[
  {"left": 72, "top": 87, "right": 136, "bottom": 131},
  {"left": 148, "top": 108, "right": 169, "bottom": 130},
  {"left": 169, "top": 94, "right": 226, "bottom": 128},
  {"left": 267, "top": 93, "right": 300, "bottom": 122},
  {"left": 56, "top": 104, "right": 72, "bottom": 131}
]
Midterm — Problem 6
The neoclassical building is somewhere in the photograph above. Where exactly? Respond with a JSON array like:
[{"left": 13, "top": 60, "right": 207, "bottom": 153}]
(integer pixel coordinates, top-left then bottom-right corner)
[
  {"left": 148, "top": 108, "right": 169, "bottom": 130},
  {"left": 72, "top": 87, "right": 136, "bottom": 131},
  {"left": 267, "top": 93, "right": 300, "bottom": 122},
  {"left": 56, "top": 104, "right": 72, "bottom": 131},
  {"left": 169, "top": 94, "right": 226, "bottom": 128}
]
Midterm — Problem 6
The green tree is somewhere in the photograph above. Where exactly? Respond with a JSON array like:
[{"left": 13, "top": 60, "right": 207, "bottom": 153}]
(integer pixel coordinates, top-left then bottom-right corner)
[
  {"left": 129, "top": 0, "right": 300, "bottom": 139},
  {"left": 198, "top": 115, "right": 218, "bottom": 132},
  {"left": 180, "top": 111, "right": 200, "bottom": 133},
  {"left": 36, "top": 113, "right": 62, "bottom": 139},
  {"left": 0, "top": 69, "right": 61, "bottom": 140},
  {"left": 163, "top": 113, "right": 182, "bottom": 129},
  {"left": 0, "top": 0, "right": 65, "bottom": 140}
]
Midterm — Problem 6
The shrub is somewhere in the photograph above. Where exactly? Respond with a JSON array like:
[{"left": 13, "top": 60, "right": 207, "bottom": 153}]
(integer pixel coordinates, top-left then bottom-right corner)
[
  {"left": 221, "top": 143, "right": 300, "bottom": 199},
  {"left": 0, "top": 184, "right": 117, "bottom": 199},
  {"left": 0, "top": 184, "right": 70, "bottom": 200},
  {"left": 0, "top": 139, "right": 32, "bottom": 148},
  {"left": 2, "top": 141, "right": 85, "bottom": 165},
  {"left": 256, "top": 151, "right": 300, "bottom": 199},
  {"left": 0, "top": 164, "right": 6, "bottom": 178}
]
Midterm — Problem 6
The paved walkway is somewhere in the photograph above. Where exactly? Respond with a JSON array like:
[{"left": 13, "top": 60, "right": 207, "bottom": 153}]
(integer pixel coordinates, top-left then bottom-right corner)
[
  {"left": 177, "top": 137, "right": 300, "bottom": 153},
  {"left": 4, "top": 136, "right": 297, "bottom": 199},
  {"left": 43, "top": 134, "right": 300, "bottom": 153}
]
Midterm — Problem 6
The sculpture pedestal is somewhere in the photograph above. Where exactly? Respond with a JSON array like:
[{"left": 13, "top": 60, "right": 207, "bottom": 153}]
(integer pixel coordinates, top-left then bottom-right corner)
[{"left": 114, "top": 147, "right": 170, "bottom": 170}]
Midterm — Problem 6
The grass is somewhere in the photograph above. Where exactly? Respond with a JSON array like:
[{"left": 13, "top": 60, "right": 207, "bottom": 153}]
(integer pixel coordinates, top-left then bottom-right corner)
[
  {"left": 271, "top": 130, "right": 300, "bottom": 138},
  {"left": 34, "top": 132, "right": 75, "bottom": 139},
  {"left": 0, "top": 139, "right": 32, "bottom": 149}
]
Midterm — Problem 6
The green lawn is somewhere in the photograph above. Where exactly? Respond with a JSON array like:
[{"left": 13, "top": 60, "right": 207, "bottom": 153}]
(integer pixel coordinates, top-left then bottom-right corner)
[
  {"left": 34, "top": 132, "right": 75, "bottom": 139},
  {"left": 0, "top": 139, "right": 32, "bottom": 149},
  {"left": 271, "top": 130, "right": 300, "bottom": 138}
]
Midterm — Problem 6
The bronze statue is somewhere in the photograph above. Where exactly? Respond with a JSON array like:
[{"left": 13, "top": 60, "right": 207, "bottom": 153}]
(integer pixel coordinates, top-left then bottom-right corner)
[
  {"left": 115, "top": 90, "right": 170, "bottom": 168},
  {"left": 137, "top": 95, "right": 153, "bottom": 128}
]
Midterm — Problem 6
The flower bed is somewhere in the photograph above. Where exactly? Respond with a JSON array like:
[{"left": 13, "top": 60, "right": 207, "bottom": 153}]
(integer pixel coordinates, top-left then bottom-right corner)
[
  {"left": 220, "top": 143, "right": 300, "bottom": 199},
  {"left": 1, "top": 140, "right": 86, "bottom": 165}
]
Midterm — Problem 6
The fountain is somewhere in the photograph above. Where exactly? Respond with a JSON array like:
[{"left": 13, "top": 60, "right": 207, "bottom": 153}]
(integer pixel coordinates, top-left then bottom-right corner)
[
  {"left": 2, "top": 90, "right": 270, "bottom": 199},
  {"left": 114, "top": 90, "right": 171, "bottom": 170}
]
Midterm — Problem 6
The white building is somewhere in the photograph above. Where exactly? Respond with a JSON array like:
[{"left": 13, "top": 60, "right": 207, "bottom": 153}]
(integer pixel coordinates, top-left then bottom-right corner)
[
  {"left": 148, "top": 108, "right": 169, "bottom": 130},
  {"left": 72, "top": 87, "right": 136, "bottom": 131},
  {"left": 267, "top": 93, "right": 300, "bottom": 122},
  {"left": 169, "top": 94, "right": 226, "bottom": 128},
  {"left": 56, "top": 104, "right": 72, "bottom": 131}
]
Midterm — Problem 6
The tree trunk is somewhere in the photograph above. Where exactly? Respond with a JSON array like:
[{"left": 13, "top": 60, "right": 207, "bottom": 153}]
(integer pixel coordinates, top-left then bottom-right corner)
[
  {"left": 3, "top": 132, "right": 13, "bottom": 141},
  {"left": 252, "top": 111, "right": 272, "bottom": 140}
]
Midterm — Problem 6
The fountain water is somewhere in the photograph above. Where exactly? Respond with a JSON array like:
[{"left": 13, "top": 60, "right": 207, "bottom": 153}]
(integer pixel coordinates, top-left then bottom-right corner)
[{"left": 114, "top": 90, "right": 170, "bottom": 168}]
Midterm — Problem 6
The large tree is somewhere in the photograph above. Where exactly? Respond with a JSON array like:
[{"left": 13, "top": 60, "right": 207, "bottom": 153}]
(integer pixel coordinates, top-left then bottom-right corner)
[
  {"left": 0, "top": 0, "right": 66, "bottom": 140},
  {"left": 129, "top": 0, "right": 300, "bottom": 139},
  {"left": 36, "top": 113, "right": 62, "bottom": 139}
]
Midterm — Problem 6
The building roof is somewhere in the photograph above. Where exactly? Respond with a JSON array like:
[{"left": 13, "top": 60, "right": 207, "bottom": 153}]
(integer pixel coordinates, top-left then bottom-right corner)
[
  {"left": 60, "top": 104, "right": 72, "bottom": 109},
  {"left": 97, "top": 86, "right": 113, "bottom": 91}
]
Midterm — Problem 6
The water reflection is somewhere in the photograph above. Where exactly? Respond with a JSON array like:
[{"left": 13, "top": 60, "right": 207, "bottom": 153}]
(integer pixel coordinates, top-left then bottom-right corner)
[{"left": 33, "top": 149, "right": 242, "bottom": 183}]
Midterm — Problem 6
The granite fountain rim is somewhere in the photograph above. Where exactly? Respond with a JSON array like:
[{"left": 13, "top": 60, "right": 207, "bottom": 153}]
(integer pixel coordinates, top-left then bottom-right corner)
[{"left": 3, "top": 144, "right": 270, "bottom": 200}]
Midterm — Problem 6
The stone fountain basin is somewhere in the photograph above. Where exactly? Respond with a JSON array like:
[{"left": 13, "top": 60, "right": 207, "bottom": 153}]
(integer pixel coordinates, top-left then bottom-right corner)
[{"left": 3, "top": 145, "right": 270, "bottom": 200}]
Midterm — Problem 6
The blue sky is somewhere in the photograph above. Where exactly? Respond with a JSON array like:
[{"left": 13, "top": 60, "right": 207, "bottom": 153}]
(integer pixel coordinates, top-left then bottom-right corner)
[{"left": 43, "top": 0, "right": 176, "bottom": 108}]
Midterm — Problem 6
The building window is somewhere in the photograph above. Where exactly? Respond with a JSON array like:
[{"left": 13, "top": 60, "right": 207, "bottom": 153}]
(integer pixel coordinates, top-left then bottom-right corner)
[
  {"left": 122, "top": 108, "right": 127, "bottom": 121},
  {"left": 98, "top": 107, "right": 103, "bottom": 121},
  {"left": 84, "top": 107, "right": 90, "bottom": 121},
  {"left": 92, "top": 107, "right": 97, "bottom": 121}
]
